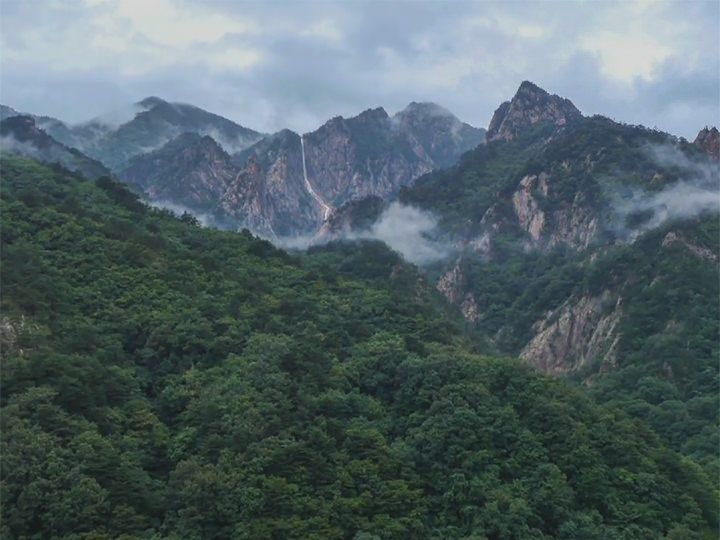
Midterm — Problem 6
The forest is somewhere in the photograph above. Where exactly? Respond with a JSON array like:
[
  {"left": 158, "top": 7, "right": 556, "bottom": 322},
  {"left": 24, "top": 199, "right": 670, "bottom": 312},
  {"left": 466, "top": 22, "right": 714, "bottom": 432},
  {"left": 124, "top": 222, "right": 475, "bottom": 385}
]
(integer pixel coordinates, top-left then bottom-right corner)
[{"left": 1, "top": 154, "right": 718, "bottom": 539}]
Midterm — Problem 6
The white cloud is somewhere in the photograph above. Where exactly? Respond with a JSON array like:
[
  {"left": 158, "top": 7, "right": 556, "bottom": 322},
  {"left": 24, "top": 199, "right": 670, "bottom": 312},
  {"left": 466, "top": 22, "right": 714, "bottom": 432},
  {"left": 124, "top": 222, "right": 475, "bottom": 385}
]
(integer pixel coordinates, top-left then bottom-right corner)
[
  {"left": 581, "top": 32, "right": 671, "bottom": 82},
  {"left": 209, "top": 48, "right": 265, "bottom": 71},
  {"left": 300, "top": 19, "right": 344, "bottom": 42},
  {"left": 0, "top": 0, "right": 716, "bottom": 138},
  {"left": 111, "top": 0, "right": 254, "bottom": 48}
]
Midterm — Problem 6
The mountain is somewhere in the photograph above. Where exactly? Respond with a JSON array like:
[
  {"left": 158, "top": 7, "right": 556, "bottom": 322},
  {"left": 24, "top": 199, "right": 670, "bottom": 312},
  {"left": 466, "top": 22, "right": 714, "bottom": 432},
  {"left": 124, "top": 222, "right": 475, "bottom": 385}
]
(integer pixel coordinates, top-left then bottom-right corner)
[
  {"left": 30, "top": 97, "right": 265, "bottom": 172},
  {"left": 108, "top": 102, "right": 484, "bottom": 238},
  {"left": 92, "top": 97, "right": 265, "bottom": 170},
  {"left": 2, "top": 153, "right": 717, "bottom": 539},
  {"left": 398, "top": 82, "right": 719, "bottom": 471},
  {"left": 220, "top": 129, "right": 322, "bottom": 237},
  {"left": 393, "top": 102, "right": 486, "bottom": 167},
  {"left": 0, "top": 104, "right": 20, "bottom": 120},
  {"left": 0, "top": 115, "right": 111, "bottom": 179},
  {"left": 119, "top": 132, "right": 237, "bottom": 211},
  {"left": 694, "top": 126, "right": 719, "bottom": 160},
  {"left": 486, "top": 81, "right": 582, "bottom": 142}
]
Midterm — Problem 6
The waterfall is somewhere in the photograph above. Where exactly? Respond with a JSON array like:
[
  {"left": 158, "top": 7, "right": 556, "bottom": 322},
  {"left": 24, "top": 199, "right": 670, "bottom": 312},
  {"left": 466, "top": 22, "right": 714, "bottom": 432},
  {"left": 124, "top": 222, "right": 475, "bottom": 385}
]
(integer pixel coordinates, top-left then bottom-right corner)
[{"left": 301, "top": 135, "right": 332, "bottom": 221}]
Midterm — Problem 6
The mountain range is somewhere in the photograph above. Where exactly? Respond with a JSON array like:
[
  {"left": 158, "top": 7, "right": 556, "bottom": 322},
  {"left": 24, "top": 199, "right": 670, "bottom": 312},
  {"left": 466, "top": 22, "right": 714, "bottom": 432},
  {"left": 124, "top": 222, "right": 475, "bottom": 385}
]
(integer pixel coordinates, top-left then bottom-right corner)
[{"left": 1, "top": 80, "right": 718, "bottom": 538}]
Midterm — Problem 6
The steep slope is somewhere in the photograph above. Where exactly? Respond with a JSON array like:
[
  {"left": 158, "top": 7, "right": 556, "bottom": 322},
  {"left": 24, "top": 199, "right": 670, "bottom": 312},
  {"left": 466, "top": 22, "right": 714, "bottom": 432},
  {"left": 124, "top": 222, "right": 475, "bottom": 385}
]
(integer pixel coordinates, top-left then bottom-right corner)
[
  {"left": 400, "top": 82, "right": 720, "bottom": 471},
  {"left": 220, "top": 129, "right": 322, "bottom": 237},
  {"left": 301, "top": 106, "right": 435, "bottom": 206},
  {"left": 694, "top": 126, "right": 719, "bottom": 160},
  {"left": 0, "top": 115, "right": 111, "bottom": 180},
  {"left": 486, "top": 80, "right": 581, "bottom": 142},
  {"left": 119, "top": 132, "right": 237, "bottom": 211},
  {"left": 0, "top": 104, "right": 20, "bottom": 120},
  {"left": 35, "top": 97, "right": 265, "bottom": 172},
  {"left": 393, "top": 102, "right": 486, "bottom": 167},
  {"left": 1, "top": 154, "right": 716, "bottom": 539}
]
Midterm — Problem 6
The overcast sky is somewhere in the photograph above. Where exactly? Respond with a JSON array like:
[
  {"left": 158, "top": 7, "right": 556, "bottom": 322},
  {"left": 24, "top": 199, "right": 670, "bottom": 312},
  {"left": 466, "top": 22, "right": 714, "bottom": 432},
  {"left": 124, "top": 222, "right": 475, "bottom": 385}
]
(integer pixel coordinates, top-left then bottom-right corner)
[{"left": 0, "top": 0, "right": 717, "bottom": 139}]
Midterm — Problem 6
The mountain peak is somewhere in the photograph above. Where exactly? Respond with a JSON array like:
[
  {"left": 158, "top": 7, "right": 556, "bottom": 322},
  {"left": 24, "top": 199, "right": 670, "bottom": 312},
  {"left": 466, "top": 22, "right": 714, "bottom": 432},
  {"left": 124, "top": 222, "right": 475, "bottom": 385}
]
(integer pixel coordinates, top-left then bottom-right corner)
[
  {"left": 137, "top": 96, "right": 167, "bottom": 109},
  {"left": 694, "top": 126, "right": 719, "bottom": 161},
  {"left": 356, "top": 106, "right": 389, "bottom": 121},
  {"left": 402, "top": 101, "right": 450, "bottom": 114},
  {"left": 487, "top": 82, "right": 581, "bottom": 142},
  {"left": 516, "top": 80, "right": 546, "bottom": 95}
]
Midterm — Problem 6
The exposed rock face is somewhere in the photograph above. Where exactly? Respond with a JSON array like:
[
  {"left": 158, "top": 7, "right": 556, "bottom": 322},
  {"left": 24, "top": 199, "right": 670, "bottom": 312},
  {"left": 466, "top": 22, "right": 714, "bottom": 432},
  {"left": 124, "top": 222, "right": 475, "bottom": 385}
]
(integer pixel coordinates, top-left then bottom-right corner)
[
  {"left": 520, "top": 292, "right": 622, "bottom": 375},
  {"left": 318, "top": 195, "right": 387, "bottom": 238},
  {"left": 460, "top": 293, "right": 479, "bottom": 323},
  {"left": 694, "top": 126, "right": 719, "bottom": 161},
  {"left": 392, "top": 102, "right": 485, "bottom": 167},
  {"left": 662, "top": 231, "right": 718, "bottom": 262},
  {"left": 512, "top": 173, "right": 549, "bottom": 242},
  {"left": 437, "top": 262, "right": 466, "bottom": 305},
  {"left": 221, "top": 130, "right": 321, "bottom": 237},
  {"left": 0, "top": 115, "right": 111, "bottom": 179},
  {"left": 437, "top": 262, "right": 480, "bottom": 322},
  {"left": 487, "top": 81, "right": 582, "bottom": 142},
  {"left": 0, "top": 315, "right": 38, "bottom": 360},
  {"left": 482, "top": 170, "right": 600, "bottom": 250},
  {"left": 120, "top": 132, "right": 237, "bottom": 209},
  {"left": 302, "top": 104, "right": 484, "bottom": 208},
  {"left": 302, "top": 107, "right": 434, "bottom": 206}
]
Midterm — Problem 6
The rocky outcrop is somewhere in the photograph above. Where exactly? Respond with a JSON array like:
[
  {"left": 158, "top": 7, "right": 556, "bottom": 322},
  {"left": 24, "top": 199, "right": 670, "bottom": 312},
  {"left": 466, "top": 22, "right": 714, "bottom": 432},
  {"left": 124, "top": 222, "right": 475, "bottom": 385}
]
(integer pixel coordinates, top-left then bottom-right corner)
[
  {"left": 436, "top": 261, "right": 480, "bottom": 322},
  {"left": 0, "top": 315, "right": 38, "bottom": 360},
  {"left": 693, "top": 126, "right": 719, "bottom": 161},
  {"left": 221, "top": 130, "right": 322, "bottom": 237},
  {"left": 487, "top": 81, "right": 582, "bottom": 142},
  {"left": 317, "top": 195, "right": 387, "bottom": 238},
  {"left": 546, "top": 194, "right": 599, "bottom": 250},
  {"left": 520, "top": 292, "right": 622, "bottom": 375},
  {"left": 120, "top": 132, "right": 237, "bottom": 209},
  {"left": 662, "top": 231, "right": 718, "bottom": 262},
  {"left": 302, "top": 107, "right": 434, "bottom": 206},
  {"left": 437, "top": 262, "right": 466, "bottom": 305},
  {"left": 512, "top": 173, "right": 549, "bottom": 242},
  {"left": 485, "top": 170, "right": 600, "bottom": 250}
]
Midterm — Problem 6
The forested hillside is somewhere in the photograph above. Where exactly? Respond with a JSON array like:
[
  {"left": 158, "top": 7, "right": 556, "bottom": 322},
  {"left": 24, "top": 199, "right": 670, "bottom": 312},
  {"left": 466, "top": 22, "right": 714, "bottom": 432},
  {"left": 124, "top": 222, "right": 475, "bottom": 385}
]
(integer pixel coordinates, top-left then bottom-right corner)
[
  {"left": 400, "top": 110, "right": 719, "bottom": 477},
  {"left": 1, "top": 155, "right": 717, "bottom": 539}
]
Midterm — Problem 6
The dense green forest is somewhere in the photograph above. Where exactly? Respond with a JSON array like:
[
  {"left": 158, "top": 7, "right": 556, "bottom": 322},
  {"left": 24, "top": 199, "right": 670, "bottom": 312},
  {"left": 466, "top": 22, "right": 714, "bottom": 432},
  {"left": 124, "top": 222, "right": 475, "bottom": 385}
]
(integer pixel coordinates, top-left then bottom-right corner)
[
  {"left": 402, "top": 117, "right": 719, "bottom": 478},
  {"left": 1, "top": 154, "right": 718, "bottom": 539}
]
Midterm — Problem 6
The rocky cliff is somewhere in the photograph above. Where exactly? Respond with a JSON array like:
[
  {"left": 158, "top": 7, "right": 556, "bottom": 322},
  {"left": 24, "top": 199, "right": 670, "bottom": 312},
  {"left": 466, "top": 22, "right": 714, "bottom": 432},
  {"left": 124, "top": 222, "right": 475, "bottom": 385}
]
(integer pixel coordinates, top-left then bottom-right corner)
[
  {"left": 520, "top": 292, "right": 622, "bottom": 375},
  {"left": 221, "top": 130, "right": 321, "bottom": 237},
  {"left": 120, "top": 132, "right": 237, "bottom": 210},
  {"left": 694, "top": 126, "right": 719, "bottom": 160},
  {"left": 486, "top": 81, "right": 582, "bottom": 142}
]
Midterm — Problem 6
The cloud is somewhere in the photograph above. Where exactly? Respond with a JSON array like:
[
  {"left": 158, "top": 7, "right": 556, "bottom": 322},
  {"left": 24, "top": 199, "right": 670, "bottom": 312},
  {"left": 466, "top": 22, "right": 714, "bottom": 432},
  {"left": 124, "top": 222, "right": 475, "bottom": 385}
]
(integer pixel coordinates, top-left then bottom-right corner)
[
  {"left": 360, "top": 202, "right": 449, "bottom": 265},
  {"left": 0, "top": 0, "right": 717, "bottom": 139},
  {"left": 612, "top": 144, "right": 720, "bottom": 240},
  {"left": 271, "top": 202, "right": 450, "bottom": 265}
]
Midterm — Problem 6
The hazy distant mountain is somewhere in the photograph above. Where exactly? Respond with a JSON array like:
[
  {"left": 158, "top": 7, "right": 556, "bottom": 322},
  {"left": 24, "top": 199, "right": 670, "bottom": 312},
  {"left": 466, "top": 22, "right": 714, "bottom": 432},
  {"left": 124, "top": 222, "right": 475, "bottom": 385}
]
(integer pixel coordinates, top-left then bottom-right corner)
[
  {"left": 10, "top": 97, "right": 266, "bottom": 172},
  {"left": 0, "top": 115, "right": 110, "bottom": 179},
  {"left": 119, "top": 132, "right": 238, "bottom": 211},
  {"left": 0, "top": 105, "right": 20, "bottom": 120},
  {"left": 115, "top": 101, "right": 484, "bottom": 238}
]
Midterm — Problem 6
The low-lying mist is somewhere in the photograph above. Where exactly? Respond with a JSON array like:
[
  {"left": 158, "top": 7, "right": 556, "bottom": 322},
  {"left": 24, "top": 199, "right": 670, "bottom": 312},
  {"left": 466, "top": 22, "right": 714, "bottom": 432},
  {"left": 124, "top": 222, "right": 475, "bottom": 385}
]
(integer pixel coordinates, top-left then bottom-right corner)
[
  {"left": 612, "top": 143, "right": 719, "bottom": 240},
  {"left": 273, "top": 202, "right": 450, "bottom": 266}
]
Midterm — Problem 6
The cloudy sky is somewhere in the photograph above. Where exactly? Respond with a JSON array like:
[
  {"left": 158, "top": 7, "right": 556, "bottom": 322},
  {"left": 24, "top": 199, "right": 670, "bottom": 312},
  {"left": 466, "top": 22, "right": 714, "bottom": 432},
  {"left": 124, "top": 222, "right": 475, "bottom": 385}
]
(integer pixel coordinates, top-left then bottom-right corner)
[{"left": 0, "top": 0, "right": 717, "bottom": 138}]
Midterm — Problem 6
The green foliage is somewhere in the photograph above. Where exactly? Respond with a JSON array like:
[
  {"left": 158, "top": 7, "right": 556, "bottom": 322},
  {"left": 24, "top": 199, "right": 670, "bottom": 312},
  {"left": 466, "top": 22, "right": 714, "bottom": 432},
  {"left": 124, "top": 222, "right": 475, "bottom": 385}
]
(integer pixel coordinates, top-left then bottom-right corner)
[{"left": 1, "top": 155, "right": 717, "bottom": 539}]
